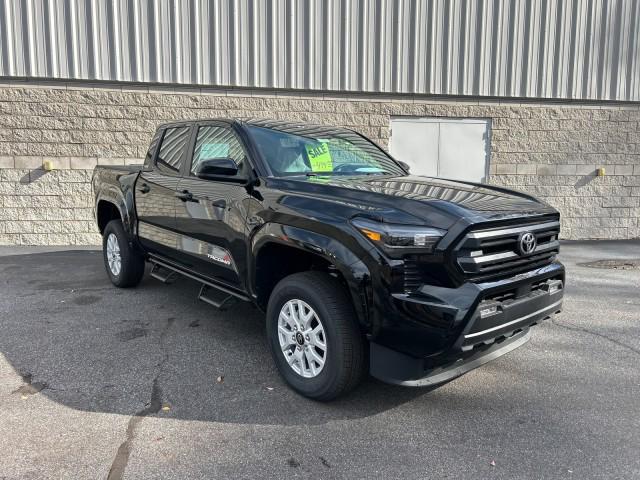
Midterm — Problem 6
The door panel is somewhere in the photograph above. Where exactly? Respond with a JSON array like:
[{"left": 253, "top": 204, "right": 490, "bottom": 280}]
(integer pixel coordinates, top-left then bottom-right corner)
[
  {"left": 173, "top": 125, "right": 251, "bottom": 288},
  {"left": 389, "top": 118, "right": 439, "bottom": 176},
  {"left": 174, "top": 178, "right": 249, "bottom": 287},
  {"left": 438, "top": 121, "right": 489, "bottom": 182},
  {"left": 136, "top": 126, "right": 190, "bottom": 256},
  {"left": 136, "top": 171, "right": 181, "bottom": 256}
]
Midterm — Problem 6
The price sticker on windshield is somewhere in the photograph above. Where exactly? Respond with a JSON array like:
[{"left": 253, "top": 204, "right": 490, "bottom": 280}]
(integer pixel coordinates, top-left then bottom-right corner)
[{"left": 305, "top": 142, "right": 333, "bottom": 172}]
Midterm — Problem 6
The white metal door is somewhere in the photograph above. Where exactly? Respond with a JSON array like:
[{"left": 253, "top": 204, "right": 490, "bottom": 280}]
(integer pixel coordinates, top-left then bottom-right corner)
[
  {"left": 390, "top": 118, "right": 490, "bottom": 183},
  {"left": 387, "top": 119, "right": 439, "bottom": 177}
]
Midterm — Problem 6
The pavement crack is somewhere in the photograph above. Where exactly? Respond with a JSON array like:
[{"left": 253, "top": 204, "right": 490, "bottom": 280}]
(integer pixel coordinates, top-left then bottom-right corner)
[
  {"left": 107, "top": 317, "right": 174, "bottom": 480},
  {"left": 551, "top": 318, "right": 640, "bottom": 356},
  {"left": 12, "top": 371, "right": 48, "bottom": 396}
]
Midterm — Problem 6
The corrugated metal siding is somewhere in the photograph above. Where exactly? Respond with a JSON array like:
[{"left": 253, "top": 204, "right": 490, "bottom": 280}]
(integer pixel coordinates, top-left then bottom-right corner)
[{"left": 0, "top": 0, "right": 638, "bottom": 101}]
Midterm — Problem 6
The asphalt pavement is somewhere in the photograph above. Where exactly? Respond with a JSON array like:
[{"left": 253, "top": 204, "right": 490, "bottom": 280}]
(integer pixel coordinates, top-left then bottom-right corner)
[{"left": 0, "top": 241, "right": 639, "bottom": 479}]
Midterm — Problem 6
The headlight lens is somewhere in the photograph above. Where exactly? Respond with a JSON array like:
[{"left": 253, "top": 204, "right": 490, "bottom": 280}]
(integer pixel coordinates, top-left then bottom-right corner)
[{"left": 351, "top": 218, "right": 445, "bottom": 257}]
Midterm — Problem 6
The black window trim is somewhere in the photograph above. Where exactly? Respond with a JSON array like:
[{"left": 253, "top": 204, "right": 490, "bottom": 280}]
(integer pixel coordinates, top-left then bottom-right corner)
[{"left": 142, "top": 129, "right": 163, "bottom": 172}]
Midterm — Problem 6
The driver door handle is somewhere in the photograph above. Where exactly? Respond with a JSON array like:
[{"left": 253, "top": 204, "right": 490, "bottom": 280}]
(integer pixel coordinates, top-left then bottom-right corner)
[{"left": 175, "top": 190, "right": 196, "bottom": 202}]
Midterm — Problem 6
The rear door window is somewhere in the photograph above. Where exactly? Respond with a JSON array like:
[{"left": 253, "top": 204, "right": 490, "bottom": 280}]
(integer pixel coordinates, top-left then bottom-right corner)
[{"left": 156, "top": 126, "right": 190, "bottom": 175}]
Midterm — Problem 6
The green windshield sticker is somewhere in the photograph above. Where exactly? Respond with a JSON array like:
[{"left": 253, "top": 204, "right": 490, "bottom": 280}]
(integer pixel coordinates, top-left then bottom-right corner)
[
  {"left": 200, "top": 143, "right": 229, "bottom": 159},
  {"left": 305, "top": 142, "right": 333, "bottom": 172}
]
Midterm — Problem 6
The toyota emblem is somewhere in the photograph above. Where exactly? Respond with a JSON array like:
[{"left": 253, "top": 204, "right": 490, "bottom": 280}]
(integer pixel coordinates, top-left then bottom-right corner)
[{"left": 518, "top": 232, "right": 537, "bottom": 255}]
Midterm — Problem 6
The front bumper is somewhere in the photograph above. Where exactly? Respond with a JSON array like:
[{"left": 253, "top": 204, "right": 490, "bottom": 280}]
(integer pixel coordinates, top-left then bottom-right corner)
[
  {"left": 456, "top": 278, "right": 562, "bottom": 350},
  {"left": 369, "top": 261, "right": 564, "bottom": 385},
  {"left": 371, "top": 329, "right": 531, "bottom": 386}
]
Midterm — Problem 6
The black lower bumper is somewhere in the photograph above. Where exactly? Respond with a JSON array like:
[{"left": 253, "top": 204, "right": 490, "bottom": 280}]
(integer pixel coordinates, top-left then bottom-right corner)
[
  {"left": 371, "top": 329, "right": 532, "bottom": 386},
  {"left": 456, "top": 277, "right": 563, "bottom": 350},
  {"left": 369, "top": 262, "right": 564, "bottom": 385}
]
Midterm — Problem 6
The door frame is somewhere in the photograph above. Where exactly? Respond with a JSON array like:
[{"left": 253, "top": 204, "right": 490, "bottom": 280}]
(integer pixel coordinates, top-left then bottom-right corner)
[
  {"left": 172, "top": 121, "right": 256, "bottom": 290},
  {"left": 135, "top": 123, "right": 194, "bottom": 255}
]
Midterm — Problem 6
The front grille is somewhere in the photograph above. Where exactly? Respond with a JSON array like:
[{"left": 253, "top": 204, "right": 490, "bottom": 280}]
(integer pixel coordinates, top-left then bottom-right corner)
[{"left": 455, "top": 220, "right": 560, "bottom": 282}]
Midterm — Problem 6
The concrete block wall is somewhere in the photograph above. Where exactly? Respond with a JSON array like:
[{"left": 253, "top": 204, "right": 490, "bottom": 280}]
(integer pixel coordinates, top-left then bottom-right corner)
[
  {"left": 487, "top": 108, "right": 640, "bottom": 240},
  {"left": 0, "top": 80, "right": 638, "bottom": 244}
]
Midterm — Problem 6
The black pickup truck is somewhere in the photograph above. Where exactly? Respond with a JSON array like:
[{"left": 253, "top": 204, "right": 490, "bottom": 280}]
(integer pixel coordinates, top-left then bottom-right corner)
[{"left": 93, "top": 118, "right": 564, "bottom": 400}]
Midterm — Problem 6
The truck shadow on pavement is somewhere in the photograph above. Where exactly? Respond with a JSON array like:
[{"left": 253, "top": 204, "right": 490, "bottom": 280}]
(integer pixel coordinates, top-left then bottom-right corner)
[{"left": 0, "top": 250, "right": 427, "bottom": 426}]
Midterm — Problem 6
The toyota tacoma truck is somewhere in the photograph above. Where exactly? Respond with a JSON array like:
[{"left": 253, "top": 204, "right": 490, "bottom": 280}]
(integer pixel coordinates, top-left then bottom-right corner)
[{"left": 92, "top": 118, "right": 564, "bottom": 401}]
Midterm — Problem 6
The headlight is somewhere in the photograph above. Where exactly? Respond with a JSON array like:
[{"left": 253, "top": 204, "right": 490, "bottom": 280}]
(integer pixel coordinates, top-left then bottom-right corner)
[{"left": 351, "top": 217, "right": 445, "bottom": 257}]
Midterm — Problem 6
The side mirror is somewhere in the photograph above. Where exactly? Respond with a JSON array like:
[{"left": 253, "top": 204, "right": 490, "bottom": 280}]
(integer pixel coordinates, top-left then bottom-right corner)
[
  {"left": 397, "top": 160, "right": 410, "bottom": 172},
  {"left": 196, "top": 157, "right": 239, "bottom": 178}
]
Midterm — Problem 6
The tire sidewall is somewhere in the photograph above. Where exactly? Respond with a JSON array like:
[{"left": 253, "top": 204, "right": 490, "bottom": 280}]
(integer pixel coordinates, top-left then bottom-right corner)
[
  {"left": 102, "top": 220, "right": 143, "bottom": 288},
  {"left": 267, "top": 280, "right": 346, "bottom": 398}
]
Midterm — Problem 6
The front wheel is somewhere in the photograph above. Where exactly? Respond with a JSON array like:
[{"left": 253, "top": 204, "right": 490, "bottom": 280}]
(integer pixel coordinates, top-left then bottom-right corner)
[
  {"left": 266, "top": 272, "right": 366, "bottom": 401},
  {"left": 102, "top": 219, "right": 145, "bottom": 288}
]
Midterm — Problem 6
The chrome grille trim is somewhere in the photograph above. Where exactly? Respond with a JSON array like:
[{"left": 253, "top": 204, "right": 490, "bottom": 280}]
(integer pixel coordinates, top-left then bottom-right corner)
[
  {"left": 455, "top": 219, "right": 560, "bottom": 281},
  {"left": 463, "top": 240, "right": 560, "bottom": 266},
  {"left": 466, "top": 221, "right": 560, "bottom": 240}
]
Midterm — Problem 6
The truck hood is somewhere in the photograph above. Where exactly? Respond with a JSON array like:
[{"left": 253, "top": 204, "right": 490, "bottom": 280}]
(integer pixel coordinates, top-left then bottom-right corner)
[{"left": 273, "top": 174, "right": 557, "bottom": 226}]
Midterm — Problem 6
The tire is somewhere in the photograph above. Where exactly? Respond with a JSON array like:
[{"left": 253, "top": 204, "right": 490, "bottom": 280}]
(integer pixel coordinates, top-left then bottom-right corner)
[
  {"left": 266, "top": 272, "right": 366, "bottom": 401},
  {"left": 102, "top": 219, "right": 145, "bottom": 288}
]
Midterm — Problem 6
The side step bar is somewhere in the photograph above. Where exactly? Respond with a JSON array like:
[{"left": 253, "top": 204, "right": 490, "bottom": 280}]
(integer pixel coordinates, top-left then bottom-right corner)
[
  {"left": 150, "top": 263, "right": 178, "bottom": 284},
  {"left": 148, "top": 256, "right": 251, "bottom": 310},
  {"left": 198, "top": 284, "right": 237, "bottom": 311}
]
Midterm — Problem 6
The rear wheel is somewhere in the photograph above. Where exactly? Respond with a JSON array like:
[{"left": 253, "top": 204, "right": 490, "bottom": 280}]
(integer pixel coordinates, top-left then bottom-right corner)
[
  {"left": 266, "top": 272, "right": 366, "bottom": 401},
  {"left": 102, "top": 219, "right": 145, "bottom": 288}
]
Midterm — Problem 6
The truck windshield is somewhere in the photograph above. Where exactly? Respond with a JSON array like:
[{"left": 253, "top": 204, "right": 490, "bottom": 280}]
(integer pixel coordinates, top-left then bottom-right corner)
[{"left": 245, "top": 125, "right": 405, "bottom": 177}]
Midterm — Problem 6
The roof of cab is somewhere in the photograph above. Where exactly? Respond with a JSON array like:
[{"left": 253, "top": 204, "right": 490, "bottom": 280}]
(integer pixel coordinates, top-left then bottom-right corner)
[{"left": 155, "top": 118, "right": 356, "bottom": 136}]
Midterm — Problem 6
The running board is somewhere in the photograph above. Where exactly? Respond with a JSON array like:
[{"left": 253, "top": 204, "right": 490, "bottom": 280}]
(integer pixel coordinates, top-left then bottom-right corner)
[
  {"left": 148, "top": 257, "right": 251, "bottom": 308},
  {"left": 150, "top": 263, "right": 178, "bottom": 284},
  {"left": 198, "top": 284, "right": 237, "bottom": 311}
]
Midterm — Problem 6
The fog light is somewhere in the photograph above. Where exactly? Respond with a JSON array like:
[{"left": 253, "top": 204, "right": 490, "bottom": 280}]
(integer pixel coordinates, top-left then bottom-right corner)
[
  {"left": 549, "top": 283, "right": 561, "bottom": 295},
  {"left": 480, "top": 305, "right": 498, "bottom": 318}
]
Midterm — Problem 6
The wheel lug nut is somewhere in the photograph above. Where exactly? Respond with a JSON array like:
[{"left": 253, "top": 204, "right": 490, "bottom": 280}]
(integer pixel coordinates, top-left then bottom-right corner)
[{"left": 305, "top": 335, "right": 310, "bottom": 341}]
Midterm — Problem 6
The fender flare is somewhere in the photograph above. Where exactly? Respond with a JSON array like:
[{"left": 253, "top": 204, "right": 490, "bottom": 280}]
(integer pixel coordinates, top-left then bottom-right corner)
[
  {"left": 250, "top": 223, "right": 372, "bottom": 329},
  {"left": 96, "top": 186, "right": 135, "bottom": 238}
]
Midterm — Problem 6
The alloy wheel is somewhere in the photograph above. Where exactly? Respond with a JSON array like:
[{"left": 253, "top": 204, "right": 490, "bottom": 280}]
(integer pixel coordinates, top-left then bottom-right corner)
[
  {"left": 277, "top": 299, "right": 327, "bottom": 378},
  {"left": 106, "top": 233, "right": 122, "bottom": 276}
]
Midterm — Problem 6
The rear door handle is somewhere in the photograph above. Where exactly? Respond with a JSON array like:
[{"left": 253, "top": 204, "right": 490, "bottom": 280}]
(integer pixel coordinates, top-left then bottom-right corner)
[
  {"left": 175, "top": 190, "right": 196, "bottom": 202},
  {"left": 139, "top": 183, "right": 150, "bottom": 194}
]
